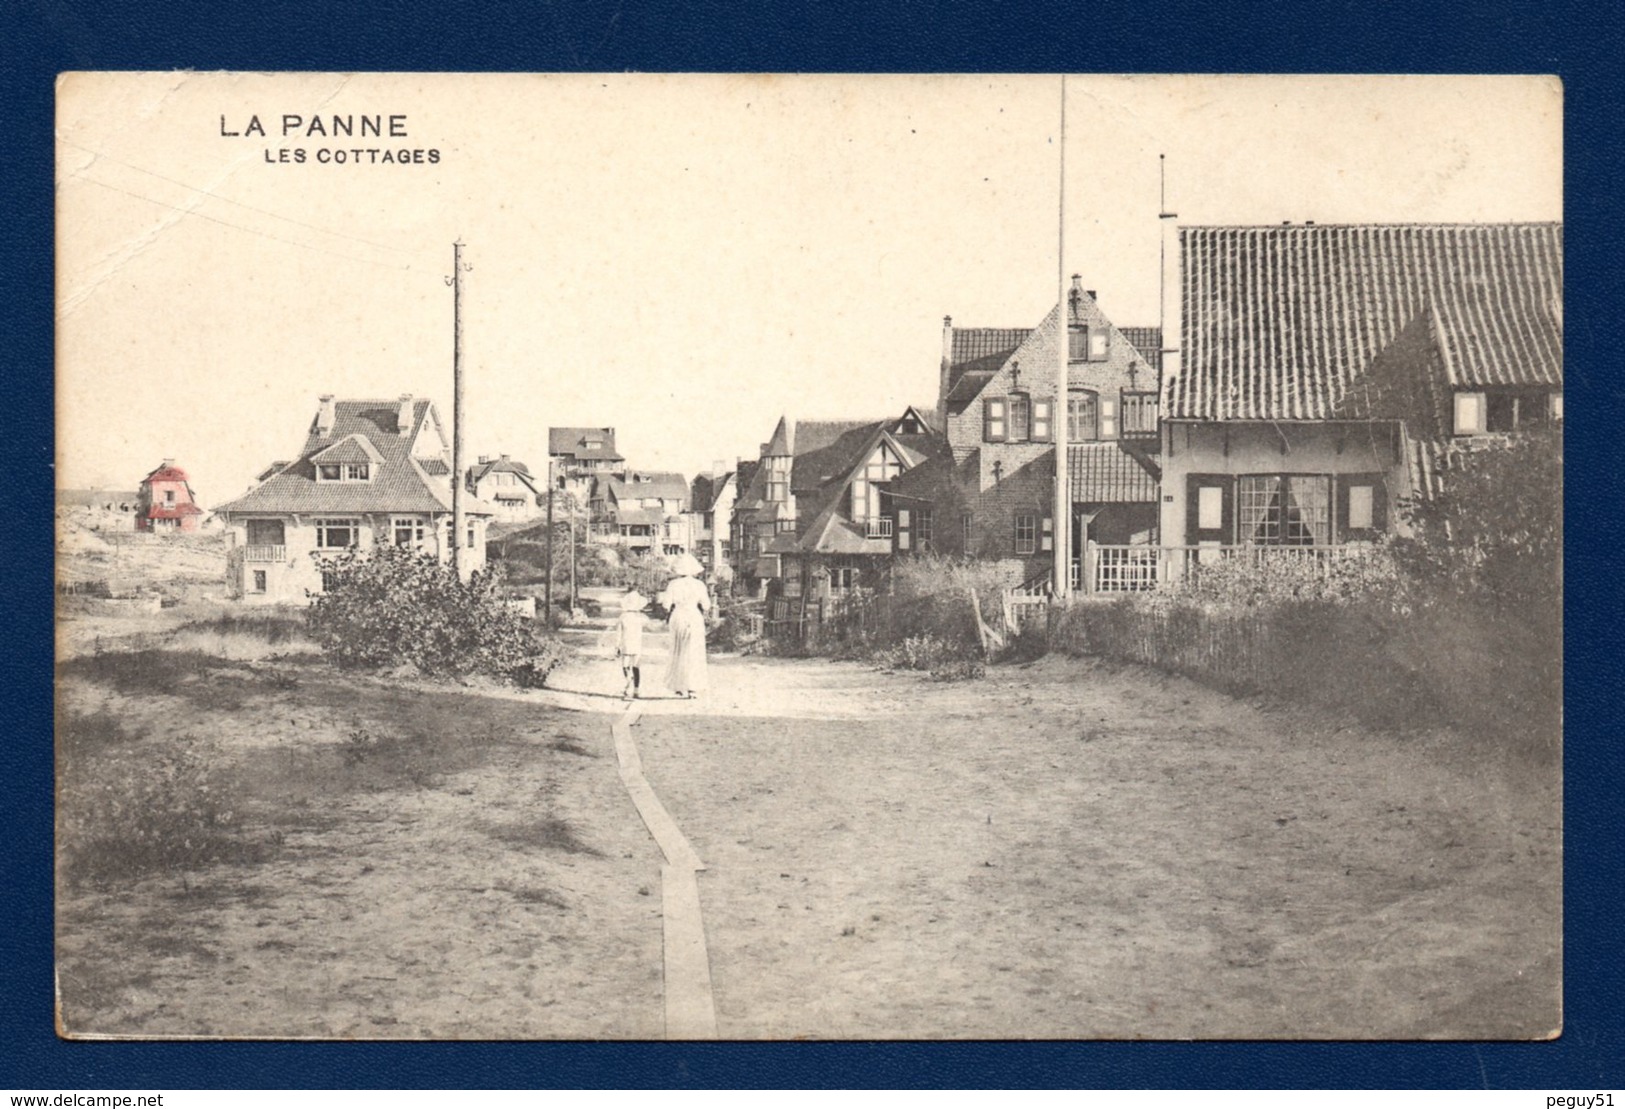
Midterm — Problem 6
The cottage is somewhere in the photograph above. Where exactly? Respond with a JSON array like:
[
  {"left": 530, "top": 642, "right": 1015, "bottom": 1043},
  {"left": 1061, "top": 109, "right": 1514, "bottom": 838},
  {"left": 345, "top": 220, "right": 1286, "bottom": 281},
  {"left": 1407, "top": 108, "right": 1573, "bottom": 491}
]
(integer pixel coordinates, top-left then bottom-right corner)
[
  {"left": 1155, "top": 221, "right": 1562, "bottom": 587},
  {"left": 135, "top": 459, "right": 204, "bottom": 534},
  {"left": 601, "top": 471, "right": 692, "bottom": 553},
  {"left": 547, "top": 426, "right": 625, "bottom": 534},
  {"left": 467, "top": 454, "right": 544, "bottom": 523},
  {"left": 903, "top": 277, "right": 1164, "bottom": 588},
  {"left": 212, "top": 394, "right": 492, "bottom": 603},
  {"left": 735, "top": 409, "right": 943, "bottom": 611}
]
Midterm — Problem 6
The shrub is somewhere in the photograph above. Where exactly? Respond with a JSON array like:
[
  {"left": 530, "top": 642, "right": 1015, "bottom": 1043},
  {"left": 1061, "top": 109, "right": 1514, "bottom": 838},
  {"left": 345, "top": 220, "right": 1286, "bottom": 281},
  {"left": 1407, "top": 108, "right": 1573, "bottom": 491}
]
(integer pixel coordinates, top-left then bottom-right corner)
[
  {"left": 57, "top": 727, "right": 249, "bottom": 886},
  {"left": 307, "top": 543, "right": 565, "bottom": 685}
]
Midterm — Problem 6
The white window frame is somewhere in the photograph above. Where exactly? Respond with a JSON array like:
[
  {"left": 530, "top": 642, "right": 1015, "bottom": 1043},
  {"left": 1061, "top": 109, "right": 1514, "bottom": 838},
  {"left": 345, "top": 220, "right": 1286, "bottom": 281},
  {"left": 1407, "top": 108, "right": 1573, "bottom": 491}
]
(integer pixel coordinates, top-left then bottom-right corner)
[
  {"left": 392, "top": 515, "right": 426, "bottom": 548},
  {"left": 315, "top": 517, "right": 361, "bottom": 549},
  {"left": 1014, "top": 513, "right": 1037, "bottom": 556},
  {"left": 1099, "top": 397, "right": 1118, "bottom": 439}
]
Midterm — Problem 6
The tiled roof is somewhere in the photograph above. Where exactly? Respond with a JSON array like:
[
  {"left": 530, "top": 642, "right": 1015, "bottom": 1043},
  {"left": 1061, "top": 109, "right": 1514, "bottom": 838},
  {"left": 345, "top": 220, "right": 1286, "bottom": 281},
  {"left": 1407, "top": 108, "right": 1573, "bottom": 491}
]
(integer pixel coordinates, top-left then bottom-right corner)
[
  {"left": 471, "top": 456, "right": 533, "bottom": 480},
  {"left": 951, "top": 328, "right": 1030, "bottom": 366},
  {"left": 1070, "top": 443, "right": 1160, "bottom": 504},
  {"left": 944, "top": 370, "right": 997, "bottom": 416},
  {"left": 1118, "top": 327, "right": 1163, "bottom": 372},
  {"left": 215, "top": 398, "right": 484, "bottom": 517},
  {"left": 614, "top": 507, "right": 662, "bottom": 527},
  {"left": 311, "top": 435, "right": 384, "bottom": 466},
  {"left": 1171, "top": 223, "right": 1563, "bottom": 420},
  {"left": 549, "top": 427, "right": 621, "bottom": 461},
  {"left": 141, "top": 464, "right": 191, "bottom": 484},
  {"left": 615, "top": 471, "right": 690, "bottom": 503}
]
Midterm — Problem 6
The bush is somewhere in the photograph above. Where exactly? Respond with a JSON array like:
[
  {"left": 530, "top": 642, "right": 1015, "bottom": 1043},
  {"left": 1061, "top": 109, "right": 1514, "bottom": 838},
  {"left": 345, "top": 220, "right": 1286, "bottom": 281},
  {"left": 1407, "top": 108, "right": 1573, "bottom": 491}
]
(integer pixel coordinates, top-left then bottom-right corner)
[
  {"left": 307, "top": 544, "right": 565, "bottom": 685},
  {"left": 57, "top": 727, "right": 249, "bottom": 886}
]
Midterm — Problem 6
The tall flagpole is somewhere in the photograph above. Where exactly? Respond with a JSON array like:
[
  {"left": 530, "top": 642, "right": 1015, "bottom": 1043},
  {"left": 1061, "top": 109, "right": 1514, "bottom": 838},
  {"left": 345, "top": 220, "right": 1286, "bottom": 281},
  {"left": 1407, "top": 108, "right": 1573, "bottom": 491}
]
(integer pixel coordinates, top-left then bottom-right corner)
[{"left": 1052, "top": 76, "right": 1071, "bottom": 598}]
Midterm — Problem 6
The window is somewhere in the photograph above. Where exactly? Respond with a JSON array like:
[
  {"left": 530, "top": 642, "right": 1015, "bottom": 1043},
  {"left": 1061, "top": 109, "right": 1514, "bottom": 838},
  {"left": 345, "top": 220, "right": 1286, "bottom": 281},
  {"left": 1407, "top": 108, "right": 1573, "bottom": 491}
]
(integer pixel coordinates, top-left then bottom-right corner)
[
  {"left": 1238, "top": 476, "right": 1332, "bottom": 546},
  {"left": 1008, "top": 394, "right": 1031, "bottom": 441},
  {"left": 1089, "top": 328, "right": 1110, "bottom": 361},
  {"left": 246, "top": 519, "right": 284, "bottom": 546},
  {"left": 318, "top": 463, "right": 342, "bottom": 482},
  {"left": 1121, "top": 392, "right": 1158, "bottom": 436},
  {"left": 1069, "top": 326, "right": 1088, "bottom": 361},
  {"left": 252, "top": 570, "right": 267, "bottom": 593},
  {"left": 983, "top": 396, "right": 1008, "bottom": 442},
  {"left": 318, "top": 461, "right": 371, "bottom": 482},
  {"left": 1099, "top": 397, "right": 1118, "bottom": 439},
  {"left": 768, "top": 480, "right": 787, "bottom": 502},
  {"left": 1455, "top": 391, "right": 1486, "bottom": 435},
  {"left": 1015, "top": 513, "right": 1037, "bottom": 556},
  {"left": 852, "top": 446, "right": 902, "bottom": 523},
  {"left": 961, "top": 512, "right": 974, "bottom": 550},
  {"left": 393, "top": 516, "right": 425, "bottom": 547},
  {"left": 917, "top": 507, "right": 933, "bottom": 547},
  {"left": 315, "top": 518, "right": 359, "bottom": 549},
  {"left": 164, "top": 489, "right": 176, "bottom": 504},
  {"left": 1067, "top": 391, "right": 1098, "bottom": 441}
]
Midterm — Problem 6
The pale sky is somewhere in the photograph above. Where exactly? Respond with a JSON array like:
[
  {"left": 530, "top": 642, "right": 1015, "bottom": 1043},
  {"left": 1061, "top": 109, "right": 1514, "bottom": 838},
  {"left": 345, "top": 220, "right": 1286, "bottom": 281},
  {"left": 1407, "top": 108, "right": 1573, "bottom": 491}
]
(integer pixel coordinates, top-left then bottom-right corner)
[{"left": 56, "top": 73, "right": 1561, "bottom": 501}]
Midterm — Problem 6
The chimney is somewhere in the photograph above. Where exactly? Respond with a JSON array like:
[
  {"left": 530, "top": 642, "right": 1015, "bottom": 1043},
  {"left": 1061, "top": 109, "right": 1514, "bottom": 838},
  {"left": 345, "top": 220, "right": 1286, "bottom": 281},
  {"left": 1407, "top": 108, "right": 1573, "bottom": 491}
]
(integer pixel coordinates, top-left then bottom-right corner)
[
  {"left": 398, "top": 394, "right": 414, "bottom": 435},
  {"left": 478, "top": 455, "right": 490, "bottom": 465},
  {"left": 317, "top": 394, "right": 336, "bottom": 436},
  {"left": 161, "top": 457, "right": 174, "bottom": 468},
  {"left": 499, "top": 453, "right": 510, "bottom": 462},
  {"left": 937, "top": 314, "right": 955, "bottom": 432}
]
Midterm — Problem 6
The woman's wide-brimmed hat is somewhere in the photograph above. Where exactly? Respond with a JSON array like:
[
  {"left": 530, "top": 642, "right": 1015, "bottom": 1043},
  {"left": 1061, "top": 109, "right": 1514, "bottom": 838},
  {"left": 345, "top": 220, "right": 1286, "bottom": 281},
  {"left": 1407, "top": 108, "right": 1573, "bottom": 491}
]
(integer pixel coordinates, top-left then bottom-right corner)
[
  {"left": 669, "top": 553, "right": 704, "bottom": 577},
  {"left": 620, "top": 590, "right": 648, "bottom": 611}
]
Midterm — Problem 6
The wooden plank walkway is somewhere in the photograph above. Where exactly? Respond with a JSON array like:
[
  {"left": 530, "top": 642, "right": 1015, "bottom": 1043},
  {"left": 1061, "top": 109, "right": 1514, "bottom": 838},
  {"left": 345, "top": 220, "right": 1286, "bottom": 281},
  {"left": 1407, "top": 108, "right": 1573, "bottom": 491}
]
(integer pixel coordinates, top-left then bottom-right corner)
[{"left": 610, "top": 705, "right": 717, "bottom": 1039}]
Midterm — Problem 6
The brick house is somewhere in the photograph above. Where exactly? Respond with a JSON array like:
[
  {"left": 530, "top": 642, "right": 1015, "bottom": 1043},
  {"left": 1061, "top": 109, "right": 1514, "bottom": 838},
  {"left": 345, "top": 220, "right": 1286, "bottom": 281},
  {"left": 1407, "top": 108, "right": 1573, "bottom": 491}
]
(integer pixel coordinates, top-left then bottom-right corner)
[
  {"left": 900, "top": 277, "right": 1164, "bottom": 587},
  {"left": 213, "top": 394, "right": 491, "bottom": 603},
  {"left": 547, "top": 427, "right": 625, "bottom": 536},
  {"left": 1157, "top": 222, "right": 1562, "bottom": 585},
  {"left": 135, "top": 459, "right": 204, "bottom": 534}
]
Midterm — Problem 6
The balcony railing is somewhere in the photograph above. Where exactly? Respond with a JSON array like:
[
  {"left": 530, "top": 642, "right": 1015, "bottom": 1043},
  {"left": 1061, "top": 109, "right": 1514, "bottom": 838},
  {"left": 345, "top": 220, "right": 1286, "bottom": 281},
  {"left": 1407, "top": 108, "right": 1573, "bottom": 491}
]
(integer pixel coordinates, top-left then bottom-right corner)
[
  {"left": 1074, "top": 543, "right": 1381, "bottom": 594},
  {"left": 243, "top": 544, "right": 286, "bottom": 562},
  {"left": 864, "top": 517, "right": 893, "bottom": 539}
]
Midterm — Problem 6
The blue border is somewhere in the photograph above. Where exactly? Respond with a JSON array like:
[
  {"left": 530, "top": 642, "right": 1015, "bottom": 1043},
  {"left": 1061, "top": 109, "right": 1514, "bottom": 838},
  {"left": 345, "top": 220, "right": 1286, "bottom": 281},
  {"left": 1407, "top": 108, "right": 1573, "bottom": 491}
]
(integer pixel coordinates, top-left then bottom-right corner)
[{"left": 8, "top": 0, "right": 1622, "bottom": 1090}]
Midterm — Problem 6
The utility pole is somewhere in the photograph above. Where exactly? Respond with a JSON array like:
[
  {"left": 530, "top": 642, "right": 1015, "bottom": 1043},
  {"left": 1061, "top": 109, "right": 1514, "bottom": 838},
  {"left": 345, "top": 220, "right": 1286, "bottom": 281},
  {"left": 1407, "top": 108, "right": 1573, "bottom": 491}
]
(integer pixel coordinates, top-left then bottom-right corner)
[
  {"left": 545, "top": 464, "right": 555, "bottom": 621},
  {"left": 568, "top": 503, "right": 577, "bottom": 611},
  {"left": 1052, "top": 75, "right": 1072, "bottom": 599},
  {"left": 450, "top": 240, "right": 468, "bottom": 580}
]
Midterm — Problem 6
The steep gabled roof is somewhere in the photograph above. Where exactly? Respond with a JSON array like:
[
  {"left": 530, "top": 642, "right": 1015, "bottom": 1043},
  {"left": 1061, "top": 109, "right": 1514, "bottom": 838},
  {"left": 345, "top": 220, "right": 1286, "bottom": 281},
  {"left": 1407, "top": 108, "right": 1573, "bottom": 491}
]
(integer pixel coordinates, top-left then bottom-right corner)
[
  {"left": 215, "top": 398, "right": 485, "bottom": 517},
  {"left": 1070, "top": 442, "right": 1160, "bottom": 503},
  {"left": 141, "top": 463, "right": 192, "bottom": 484},
  {"left": 1170, "top": 222, "right": 1563, "bottom": 421}
]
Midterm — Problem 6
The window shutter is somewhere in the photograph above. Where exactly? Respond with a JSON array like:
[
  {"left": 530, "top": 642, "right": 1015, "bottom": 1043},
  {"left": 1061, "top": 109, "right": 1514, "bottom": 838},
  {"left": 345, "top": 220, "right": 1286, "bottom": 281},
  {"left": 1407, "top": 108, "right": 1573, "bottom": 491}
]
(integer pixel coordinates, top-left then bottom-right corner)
[
  {"left": 1186, "top": 474, "right": 1233, "bottom": 545},
  {"left": 1031, "top": 397, "right": 1053, "bottom": 442},
  {"left": 983, "top": 397, "right": 1007, "bottom": 443},
  {"left": 1337, "top": 472, "right": 1388, "bottom": 539}
]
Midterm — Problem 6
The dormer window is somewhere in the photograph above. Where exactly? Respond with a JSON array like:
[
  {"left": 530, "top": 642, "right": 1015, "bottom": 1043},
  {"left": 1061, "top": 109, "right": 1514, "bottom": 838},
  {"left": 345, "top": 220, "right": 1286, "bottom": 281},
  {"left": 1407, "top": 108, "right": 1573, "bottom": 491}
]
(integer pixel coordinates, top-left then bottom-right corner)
[
  {"left": 345, "top": 463, "right": 370, "bottom": 481},
  {"left": 318, "top": 461, "right": 372, "bottom": 482}
]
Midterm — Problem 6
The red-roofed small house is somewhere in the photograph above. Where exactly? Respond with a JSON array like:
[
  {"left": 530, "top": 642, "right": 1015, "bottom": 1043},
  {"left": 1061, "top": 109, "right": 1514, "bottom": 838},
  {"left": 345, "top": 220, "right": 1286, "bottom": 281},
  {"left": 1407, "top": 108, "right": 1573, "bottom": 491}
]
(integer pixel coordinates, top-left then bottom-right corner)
[
  {"left": 135, "top": 460, "right": 204, "bottom": 533},
  {"left": 212, "top": 394, "right": 492, "bottom": 603}
]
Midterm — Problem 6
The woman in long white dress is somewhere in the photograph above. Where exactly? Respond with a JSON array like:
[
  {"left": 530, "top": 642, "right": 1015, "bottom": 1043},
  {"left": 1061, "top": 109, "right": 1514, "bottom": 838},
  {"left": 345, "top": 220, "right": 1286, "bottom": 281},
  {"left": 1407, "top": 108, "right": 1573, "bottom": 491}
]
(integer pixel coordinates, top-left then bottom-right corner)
[{"left": 661, "top": 553, "right": 712, "bottom": 697}]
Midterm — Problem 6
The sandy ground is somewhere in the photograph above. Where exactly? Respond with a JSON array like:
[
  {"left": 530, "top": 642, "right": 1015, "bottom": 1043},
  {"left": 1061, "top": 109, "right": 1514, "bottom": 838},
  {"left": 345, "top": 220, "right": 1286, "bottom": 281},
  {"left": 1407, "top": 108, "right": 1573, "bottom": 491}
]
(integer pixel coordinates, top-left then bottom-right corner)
[
  {"left": 548, "top": 594, "right": 1561, "bottom": 1040},
  {"left": 54, "top": 576, "right": 1560, "bottom": 1040}
]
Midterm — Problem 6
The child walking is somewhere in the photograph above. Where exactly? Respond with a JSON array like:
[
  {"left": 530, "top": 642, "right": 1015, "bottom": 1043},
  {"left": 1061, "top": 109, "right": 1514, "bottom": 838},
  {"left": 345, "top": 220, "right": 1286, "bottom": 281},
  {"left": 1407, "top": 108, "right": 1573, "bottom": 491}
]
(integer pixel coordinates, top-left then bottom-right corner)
[{"left": 615, "top": 590, "right": 649, "bottom": 701}]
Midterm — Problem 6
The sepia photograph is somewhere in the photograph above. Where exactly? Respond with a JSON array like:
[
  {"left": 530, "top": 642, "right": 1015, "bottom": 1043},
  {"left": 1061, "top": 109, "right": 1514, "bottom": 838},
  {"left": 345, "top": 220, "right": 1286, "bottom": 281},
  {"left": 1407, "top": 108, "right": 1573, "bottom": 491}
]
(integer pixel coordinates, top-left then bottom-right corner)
[{"left": 54, "top": 72, "right": 1562, "bottom": 1041}]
